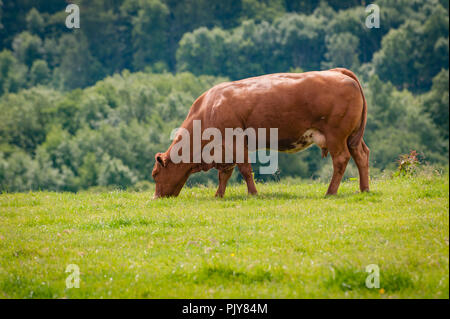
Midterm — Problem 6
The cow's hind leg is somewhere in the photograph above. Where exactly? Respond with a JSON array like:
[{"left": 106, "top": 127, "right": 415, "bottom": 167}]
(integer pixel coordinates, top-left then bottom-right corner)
[
  {"left": 215, "top": 168, "right": 234, "bottom": 197},
  {"left": 349, "top": 139, "right": 370, "bottom": 192},
  {"left": 237, "top": 163, "right": 258, "bottom": 195},
  {"left": 326, "top": 139, "right": 351, "bottom": 195}
]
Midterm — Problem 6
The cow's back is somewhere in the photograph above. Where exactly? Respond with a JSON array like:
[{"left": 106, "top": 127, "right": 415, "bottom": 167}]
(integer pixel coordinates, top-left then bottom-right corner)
[{"left": 195, "top": 70, "right": 362, "bottom": 140}]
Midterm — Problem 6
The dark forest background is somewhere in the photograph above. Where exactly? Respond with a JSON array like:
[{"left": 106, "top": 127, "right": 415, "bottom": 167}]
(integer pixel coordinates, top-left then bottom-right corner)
[{"left": 0, "top": 0, "right": 448, "bottom": 191}]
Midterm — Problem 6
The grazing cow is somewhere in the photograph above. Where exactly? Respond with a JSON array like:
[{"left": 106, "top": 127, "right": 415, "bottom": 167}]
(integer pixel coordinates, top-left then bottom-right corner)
[{"left": 152, "top": 68, "right": 369, "bottom": 198}]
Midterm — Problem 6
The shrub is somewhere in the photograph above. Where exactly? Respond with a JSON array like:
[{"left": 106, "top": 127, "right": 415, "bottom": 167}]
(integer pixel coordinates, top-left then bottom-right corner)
[{"left": 395, "top": 150, "right": 421, "bottom": 176}]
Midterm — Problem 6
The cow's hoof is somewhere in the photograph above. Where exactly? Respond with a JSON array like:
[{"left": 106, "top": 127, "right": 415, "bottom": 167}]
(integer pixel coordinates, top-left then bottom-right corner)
[{"left": 215, "top": 192, "right": 224, "bottom": 198}]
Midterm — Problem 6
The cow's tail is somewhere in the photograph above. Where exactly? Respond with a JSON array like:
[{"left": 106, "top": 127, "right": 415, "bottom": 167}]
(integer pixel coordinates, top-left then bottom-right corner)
[{"left": 331, "top": 68, "right": 367, "bottom": 149}]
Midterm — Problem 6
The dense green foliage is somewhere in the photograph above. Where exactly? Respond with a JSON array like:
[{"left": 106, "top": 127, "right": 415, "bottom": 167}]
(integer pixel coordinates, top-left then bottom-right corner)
[
  {"left": 0, "top": 173, "right": 448, "bottom": 298},
  {"left": 0, "top": 0, "right": 448, "bottom": 191}
]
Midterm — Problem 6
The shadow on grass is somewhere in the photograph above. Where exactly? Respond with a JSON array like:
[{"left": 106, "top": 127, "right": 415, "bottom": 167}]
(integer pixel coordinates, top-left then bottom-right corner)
[
  {"left": 168, "top": 263, "right": 284, "bottom": 285},
  {"left": 144, "top": 185, "right": 383, "bottom": 207},
  {"left": 0, "top": 276, "right": 60, "bottom": 298},
  {"left": 171, "top": 189, "right": 383, "bottom": 202}
]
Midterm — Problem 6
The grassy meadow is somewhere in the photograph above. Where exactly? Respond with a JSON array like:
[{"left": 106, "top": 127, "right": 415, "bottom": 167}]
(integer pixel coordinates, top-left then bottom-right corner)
[{"left": 0, "top": 172, "right": 448, "bottom": 299}]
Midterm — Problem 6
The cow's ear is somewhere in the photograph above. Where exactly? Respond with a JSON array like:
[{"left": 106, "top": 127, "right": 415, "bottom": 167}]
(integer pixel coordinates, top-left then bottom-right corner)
[{"left": 155, "top": 153, "right": 167, "bottom": 167}]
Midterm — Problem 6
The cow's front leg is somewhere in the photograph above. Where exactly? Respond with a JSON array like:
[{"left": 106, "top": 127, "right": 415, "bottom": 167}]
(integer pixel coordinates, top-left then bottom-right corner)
[
  {"left": 237, "top": 163, "right": 258, "bottom": 195},
  {"left": 215, "top": 168, "right": 234, "bottom": 197}
]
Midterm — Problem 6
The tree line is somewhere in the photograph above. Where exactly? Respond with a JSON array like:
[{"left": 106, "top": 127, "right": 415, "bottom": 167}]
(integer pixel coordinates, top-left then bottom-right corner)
[{"left": 0, "top": 0, "right": 448, "bottom": 191}]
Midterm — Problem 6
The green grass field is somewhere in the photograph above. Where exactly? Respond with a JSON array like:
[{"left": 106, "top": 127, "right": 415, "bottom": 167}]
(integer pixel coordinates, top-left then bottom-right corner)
[{"left": 0, "top": 172, "right": 448, "bottom": 299}]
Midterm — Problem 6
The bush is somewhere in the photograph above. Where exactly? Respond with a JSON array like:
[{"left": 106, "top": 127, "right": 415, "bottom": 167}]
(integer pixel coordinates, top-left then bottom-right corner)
[{"left": 395, "top": 150, "right": 421, "bottom": 177}]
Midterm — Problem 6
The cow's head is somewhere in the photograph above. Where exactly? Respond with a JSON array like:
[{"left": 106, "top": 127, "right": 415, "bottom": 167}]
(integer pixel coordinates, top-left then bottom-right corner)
[{"left": 151, "top": 152, "right": 193, "bottom": 198}]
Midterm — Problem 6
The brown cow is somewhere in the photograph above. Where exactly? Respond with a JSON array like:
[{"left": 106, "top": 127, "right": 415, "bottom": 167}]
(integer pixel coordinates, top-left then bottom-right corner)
[{"left": 152, "top": 68, "right": 369, "bottom": 198}]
